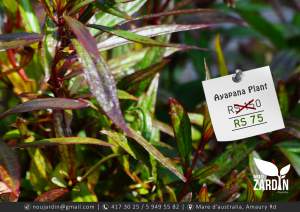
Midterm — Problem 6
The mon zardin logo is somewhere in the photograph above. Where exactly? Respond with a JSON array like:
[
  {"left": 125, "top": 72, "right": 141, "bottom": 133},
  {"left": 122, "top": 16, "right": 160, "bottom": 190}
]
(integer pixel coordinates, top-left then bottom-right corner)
[{"left": 253, "top": 158, "right": 290, "bottom": 191}]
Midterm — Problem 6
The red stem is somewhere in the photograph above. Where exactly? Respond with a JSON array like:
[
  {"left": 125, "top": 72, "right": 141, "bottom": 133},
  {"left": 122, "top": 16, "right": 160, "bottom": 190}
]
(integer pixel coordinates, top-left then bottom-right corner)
[
  {"left": 6, "top": 49, "right": 29, "bottom": 81},
  {"left": 178, "top": 135, "right": 210, "bottom": 201}
]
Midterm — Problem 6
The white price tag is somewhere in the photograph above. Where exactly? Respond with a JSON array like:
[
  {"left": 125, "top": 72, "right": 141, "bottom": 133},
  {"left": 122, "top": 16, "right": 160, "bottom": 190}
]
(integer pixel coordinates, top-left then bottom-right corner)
[{"left": 202, "top": 66, "right": 285, "bottom": 141}]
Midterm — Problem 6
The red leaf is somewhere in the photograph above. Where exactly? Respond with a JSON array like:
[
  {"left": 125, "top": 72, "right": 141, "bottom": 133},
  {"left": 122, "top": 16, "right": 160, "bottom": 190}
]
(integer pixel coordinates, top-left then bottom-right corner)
[
  {"left": 0, "top": 142, "right": 20, "bottom": 202},
  {"left": 34, "top": 188, "right": 69, "bottom": 202},
  {"left": 0, "top": 98, "right": 90, "bottom": 119}
]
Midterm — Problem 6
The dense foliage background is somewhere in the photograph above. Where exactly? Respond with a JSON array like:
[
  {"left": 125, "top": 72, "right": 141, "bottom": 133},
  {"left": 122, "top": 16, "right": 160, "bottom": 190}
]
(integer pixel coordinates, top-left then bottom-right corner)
[{"left": 0, "top": 0, "right": 300, "bottom": 202}]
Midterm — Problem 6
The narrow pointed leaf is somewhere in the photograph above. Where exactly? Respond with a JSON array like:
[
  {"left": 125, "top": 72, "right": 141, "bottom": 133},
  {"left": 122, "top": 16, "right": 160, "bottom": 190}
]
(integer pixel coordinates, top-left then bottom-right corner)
[
  {"left": 102, "top": 130, "right": 139, "bottom": 159},
  {"left": 126, "top": 9, "right": 244, "bottom": 25},
  {"left": 17, "top": 137, "right": 112, "bottom": 148},
  {"left": 277, "top": 141, "right": 300, "bottom": 176},
  {"left": 245, "top": 177, "right": 256, "bottom": 202},
  {"left": 0, "top": 98, "right": 90, "bottom": 119},
  {"left": 214, "top": 34, "right": 228, "bottom": 76},
  {"left": 64, "top": 16, "right": 100, "bottom": 58},
  {"left": 69, "top": 0, "right": 94, "bottom": 15},
  {"left": 193, "top": 164, "right": 219, "bottom": 181},
  {"left": 138, "top": 73, "right": 160, "bottom": 115},
  {"left": 249, "top": 151, "right": 266, "bottom": 181},
  {"left": 65, "top": 15, "right": 130, "bottom": 134},
  {"left": 188, "top": 113, "right": 204, "bottom": 127},
  {"left": 109, "top": 48, "right": 178, "bottom": 80},
  {"left": 117, "top": 89, "right": 138, "bottom": 101},
  {"left": 128, "top": 128, "right": 186, "bottom": 182},
  {"left": 72, "top": 39, "right": 130, "bottom": 134},
  {"left": 204, "top": 58, "right": 211, "bottom": 80},
  {"left": 91, "top": 0, "right": 146, "bottom": 30},
  {"left": 19, "top": 0, "right": 41, "bottom": 33},
  {"left": 0, "top": 32, "right": 42, "bottom": 51},
  {"left": 153, "top": 119, "right": 174, "bottom": 137},
  {"left": 90, "top": 24, "right": 206, "bottom": 50},
  {"left": 95, "top": 0, "right": 132, "bottom": 20},
  {"left": 169, "top": 98, "right": 192, "bottom": 167},
  {"left": 68, "top": 21, "right": 184, "bottom": 181},
  {"left": 118, "top": 60, "right": 169, "bottom": 89},
  {"left": 96, "top": 24, "right": 210, "bottom": 51}
]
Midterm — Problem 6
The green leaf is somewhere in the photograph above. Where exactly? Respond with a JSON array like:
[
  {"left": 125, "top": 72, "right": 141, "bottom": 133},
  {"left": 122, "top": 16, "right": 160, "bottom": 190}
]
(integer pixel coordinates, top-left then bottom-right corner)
[
  {"left": 0, "top": 98, "right": 90, "bottom": 120},
  {"left": 117, "top": 89, "right": 138, "bottom": 101},
  {"left": 102, "top": 130, "right": 139, "bottom": 159},
  {"left": 188, "top": 113, "right": 204, "bottom": 127},
  {"left": 236, "top": 6, "right": 285, "bottom": 48},
  {"left": 278, "top": 82, "right": 289, "bottom": 117},
  {"left": 108, "top": 48, "right": 177, "bottom": 80},
  {"left": 137, "top": 74, "right": 160, "bottom": 181},
  {"left": 277, "top": 141, "right": 300, "bottom": 176},
  {"left": 19, "top": 0, "right": 41, "bottom": 33},
  {"left": 128, "top": 128, "right": 186, "bottom": 182},
  {"left": 71, "top": 182, "right": 98, "bottom": 202},
  {"left": 28, "top": 148, "right": 53, "bottom": 193},
  {"left": 153, "top": 119, "right": 174, "bottom": 137},
  {"left": 249, "top": 151, "right": 264, "bottom": 177},
  {"left": 165, "top": 186, "right": 177, "bottom": 202},
  {"left": 69, "top": 0, "right": 94, "bottom": 15},
  {"left": 0, "top": 32, "right": 42, "bottom": 51},
  {"left": 18, "top": 137, "right": 113, "bottom": 148},
  {"left": 245, "top": 177, "right": 256, "bottom": 202},
  {"left": 248, "top": 150, "right": 264, "bottom": 201},
  {"left": 138, "top": 73, "right": 160, "bottom": 115},
  {"left": 96, "top": 24, "right": 210, "bottom": 51},
  {"left": 193, "top": 164, "right": 219, "bottom": 181},
  {"left": 77, "top": 153, "right": 119, "bottom": 182},
  {"left": 214, "top": 34, "right": 228, "bottom": 76},
  {"left": 95, "top": 0, "right": 132, "bottom": 20},
  {"left": 0, "top": 0, "right": 17, "bottom": 13},
  {"left": 169, "top": 98, "right": 192, "bottom": 167},
  {"left": 50, "top": 162, "right": 68, "bottom": 188},
  {"left": 210, "top": 139, "right": 259, "bottom": 179},
  {"left": 40, "top": 18, "right": 57, "bottom": 82},
  {"left": 91, "top": 0, "right": 146, "bottom": 30},
  {"left": 134, "top": 36, "right": 169, "bottom": 71}
]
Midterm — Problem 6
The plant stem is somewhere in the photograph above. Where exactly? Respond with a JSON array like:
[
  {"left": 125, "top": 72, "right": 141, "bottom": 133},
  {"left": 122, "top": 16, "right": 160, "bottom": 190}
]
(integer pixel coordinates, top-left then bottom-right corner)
[
  {"left": 178, "top": 135, "right": 210, "bottom": 201},
  {"left": 77, "top": 154, "right": 119, "bottom": 182},
  {"left": 6, "top": 49, "right": 29, "bottom": 81}
]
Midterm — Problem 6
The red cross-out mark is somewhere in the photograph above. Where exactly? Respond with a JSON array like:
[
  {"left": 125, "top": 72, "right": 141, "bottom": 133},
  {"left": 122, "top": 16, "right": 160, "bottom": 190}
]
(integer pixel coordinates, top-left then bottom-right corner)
[{"left": 234, "top": 99, "right": 256, "bottom": 114}]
